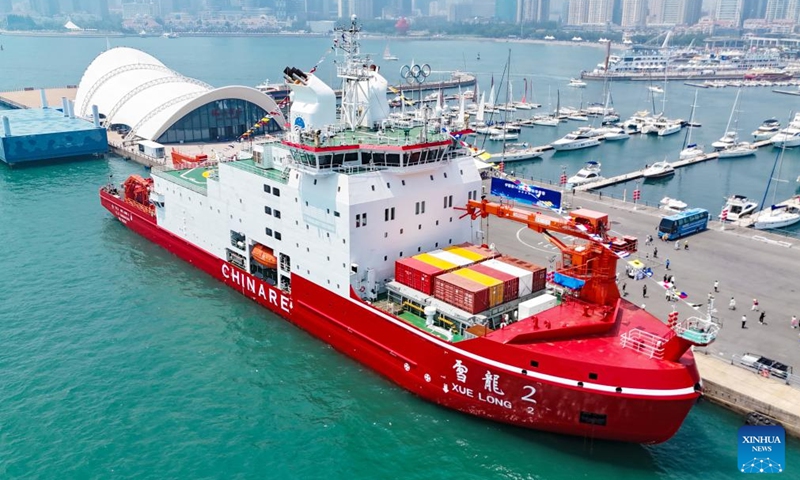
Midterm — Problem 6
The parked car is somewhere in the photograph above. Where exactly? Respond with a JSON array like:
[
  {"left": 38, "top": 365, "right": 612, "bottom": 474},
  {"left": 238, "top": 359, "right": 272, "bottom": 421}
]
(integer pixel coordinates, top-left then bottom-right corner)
[{"left": 739, "top": 353, "right": 793, "bottom": 379}]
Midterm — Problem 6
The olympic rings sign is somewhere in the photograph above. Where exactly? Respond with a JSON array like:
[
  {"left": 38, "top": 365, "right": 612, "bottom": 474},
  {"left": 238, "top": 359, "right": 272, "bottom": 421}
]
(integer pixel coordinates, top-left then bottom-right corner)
[{"left": 400, "top": 63, "right": 431, "bottom": 84}]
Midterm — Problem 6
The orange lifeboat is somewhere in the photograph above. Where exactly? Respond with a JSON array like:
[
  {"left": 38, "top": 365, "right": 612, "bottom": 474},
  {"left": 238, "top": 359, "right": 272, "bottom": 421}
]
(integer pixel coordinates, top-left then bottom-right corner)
[
  {"left": 251, "top": 244, "right": 278, "bottom": 268},
  {"left": 171, "top": 149, "right": 208, "bottom": 167}
]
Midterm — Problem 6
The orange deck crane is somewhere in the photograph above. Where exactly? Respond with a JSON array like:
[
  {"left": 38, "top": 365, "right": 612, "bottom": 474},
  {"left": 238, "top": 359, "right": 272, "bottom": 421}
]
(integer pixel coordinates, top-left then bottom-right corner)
[{"left": 459, "top": 198, "right": 638, "bottom": 307}]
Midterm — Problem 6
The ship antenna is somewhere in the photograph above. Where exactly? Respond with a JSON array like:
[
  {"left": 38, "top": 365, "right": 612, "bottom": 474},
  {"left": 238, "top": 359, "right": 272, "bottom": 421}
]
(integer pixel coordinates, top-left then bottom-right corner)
[{"left": 333, "top": 15, "right": 372, "bottom": 131}]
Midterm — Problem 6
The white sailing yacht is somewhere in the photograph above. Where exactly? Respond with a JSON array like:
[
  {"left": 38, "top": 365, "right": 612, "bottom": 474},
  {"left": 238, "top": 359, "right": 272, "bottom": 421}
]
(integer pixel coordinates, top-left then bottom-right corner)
[
  {"left": 753, "top": 144, "right": 800, "bottom": 230},
  {"left": 712, "top": 89, "right": 742, "bottom": 150},
  {"left": 383, "top": 45, "right": 398, "bottom": 61},
  {"left": 680, "top": 90, "right": 704, "bottom": 160}
]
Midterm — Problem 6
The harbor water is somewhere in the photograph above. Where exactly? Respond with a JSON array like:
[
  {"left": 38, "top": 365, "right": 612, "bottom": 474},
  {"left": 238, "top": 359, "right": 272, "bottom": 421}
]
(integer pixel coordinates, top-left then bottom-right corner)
[{"left": 0, "top": 35, "right": 799, "bottom": 478}]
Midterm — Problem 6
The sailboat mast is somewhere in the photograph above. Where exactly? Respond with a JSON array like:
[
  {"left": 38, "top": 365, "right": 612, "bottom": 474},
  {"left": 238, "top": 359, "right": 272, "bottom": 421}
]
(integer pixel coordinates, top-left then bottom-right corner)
[
  {"left": 723, "top": 89, "right": 740, "bottom": 134},
  {"left": 759, "top": 111, "right": 793, "bottom": 211},
  {"left": 502, "top": 49, "right": 511, "bottom": 157},
  {"left": 682, "top": 90, "right": 697, "bottom": 149}
]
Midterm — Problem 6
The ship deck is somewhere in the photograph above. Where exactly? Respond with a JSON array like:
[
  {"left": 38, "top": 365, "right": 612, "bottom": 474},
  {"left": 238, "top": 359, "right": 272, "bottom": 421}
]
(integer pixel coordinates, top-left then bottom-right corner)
[
  {"left": 153, "top": 158, "right": 288, "bottom": 193},
  {"left": 486, "top": 299, "right": 690, "bottom": 373},
  {"left": 295, "top": 125, "right": 451, "bottom": 149}
]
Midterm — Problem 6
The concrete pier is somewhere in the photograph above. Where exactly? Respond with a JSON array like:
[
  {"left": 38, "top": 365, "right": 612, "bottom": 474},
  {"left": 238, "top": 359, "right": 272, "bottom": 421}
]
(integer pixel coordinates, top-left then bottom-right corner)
[
  {"left": 574, "top": 139, "right": 774, "bottom": 191},
  {"left": 0, "top": 87, "right": 78, "bottom": 110}
]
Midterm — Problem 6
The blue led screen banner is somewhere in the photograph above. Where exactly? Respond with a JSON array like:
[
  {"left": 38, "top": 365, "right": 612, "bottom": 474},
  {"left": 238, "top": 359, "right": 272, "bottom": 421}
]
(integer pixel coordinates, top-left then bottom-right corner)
[{"left": 490, "top": 177, "right": 562, "bottom": 211}]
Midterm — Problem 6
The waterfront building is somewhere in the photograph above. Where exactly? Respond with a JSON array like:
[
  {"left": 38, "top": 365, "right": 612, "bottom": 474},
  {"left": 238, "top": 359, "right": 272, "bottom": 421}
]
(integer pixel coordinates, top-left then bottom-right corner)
[
  {"left": 741, "top": 0, "right": 769, "bottom": 21},
  {"left": 586, "top": 0, "right": 613, "bottom": 23},
  {"left": 681, "top": 0, "right": 702, "bottom": 25},
  {"left": 522, "top": 0, "right": 550, "bottom": 22},
  {"left": 567, "top": 0, "right": 588, "bottom": 24},
  {"left": 496, "top": 0, "right": 517, "bottom": 21},
  {"left": 765, "top": 0, "right": 788, "bottom": 21},
  {"left": 715, "top": 0, "right": 743, "bottom": 25},
  {"left": 74, "top": 47, "right": 284, "bottom": 144},
  {"left": 29, "top": 0, "right": 60, "bottom": 16},
  {"left": 620, "top": 0, "right": 646, "bottom": 26}
]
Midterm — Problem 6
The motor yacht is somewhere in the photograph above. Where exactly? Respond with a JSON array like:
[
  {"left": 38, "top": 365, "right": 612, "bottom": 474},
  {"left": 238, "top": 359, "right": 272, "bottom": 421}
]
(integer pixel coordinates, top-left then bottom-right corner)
[
  {"left": 551, "top": 129, "right": 601, "bottom": 151},
  {"left": 643, "top": 161, "right": 675, "bottom": 179},
  {"left": 660, "top": 197, "right": 688, "bottom": 213},
  {"left": 488, "top": 148, "right": 543, "bottom": 163},
  {"left": 751, "top": 118, "right": 780, "bottom": 140},
  {"left": 712, "top": 131, "right": 738, "bottom": 150},
  {"left": 720, "top": 195, "right": 758, "bottom": 221},
  {"left": 567, "top": 161, "right": 602, "bottom": 185},
  {"left": 771, "top": 113, "right": 800, "bottom": 148},
  {"left": 568, "top": 78, "right": 587, "bottom": 88}
]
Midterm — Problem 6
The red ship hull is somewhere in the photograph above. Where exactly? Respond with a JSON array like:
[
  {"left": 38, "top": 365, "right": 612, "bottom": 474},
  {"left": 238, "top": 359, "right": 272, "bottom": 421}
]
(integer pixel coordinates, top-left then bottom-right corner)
[{"left": 101, "top": 189, "right": 701, "bottom": 444}]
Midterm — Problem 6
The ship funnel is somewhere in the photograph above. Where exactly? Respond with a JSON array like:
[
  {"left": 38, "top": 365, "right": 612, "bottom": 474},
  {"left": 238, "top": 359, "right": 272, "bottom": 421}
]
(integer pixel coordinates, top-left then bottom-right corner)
[
  {"left": 92, "top": 105, "right": 100, "bottom": 127},
  {"left": 39, "top": 89, "right": 48, "bottom": 109},
  {"left": 2, "top": 116, "right": 11, "bottom": 136},
  {"left": 68, "top": 100, "right": 75, "bottom": 119},
  {"left": 61, "top": 97, "right": 69, "bottom": 117}
]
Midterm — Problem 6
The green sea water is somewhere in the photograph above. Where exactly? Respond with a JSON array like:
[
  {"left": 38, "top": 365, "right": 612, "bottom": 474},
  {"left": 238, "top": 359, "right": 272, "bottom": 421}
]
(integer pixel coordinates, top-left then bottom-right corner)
[{"left": 1, "top": 35, "right": 799, "bottom": 478}]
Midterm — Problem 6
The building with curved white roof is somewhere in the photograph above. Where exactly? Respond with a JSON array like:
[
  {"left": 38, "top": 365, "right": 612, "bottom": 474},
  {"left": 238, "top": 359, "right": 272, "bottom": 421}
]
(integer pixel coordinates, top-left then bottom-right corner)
[{"left": 75, "top": 47, "right": 285, "bottom": 144}]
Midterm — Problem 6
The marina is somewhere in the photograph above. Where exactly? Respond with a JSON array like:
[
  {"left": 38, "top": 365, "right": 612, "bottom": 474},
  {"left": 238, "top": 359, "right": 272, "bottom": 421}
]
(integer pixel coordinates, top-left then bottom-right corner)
[{"left": 2, "top": 32, "right": 800, "bottom": 478}]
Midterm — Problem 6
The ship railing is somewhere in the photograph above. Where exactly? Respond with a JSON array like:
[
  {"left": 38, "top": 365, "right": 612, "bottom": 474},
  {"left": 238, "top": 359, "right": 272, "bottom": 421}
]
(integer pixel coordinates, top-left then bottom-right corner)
[
  {"left": 620, "top": 328, "right": 667, "bottom": 359},
  {"left": 227, "top": 159, "right": 289, "bottom": 184},
  {"left": 673, "top": 316, "right": 719, "bottom": 346}
]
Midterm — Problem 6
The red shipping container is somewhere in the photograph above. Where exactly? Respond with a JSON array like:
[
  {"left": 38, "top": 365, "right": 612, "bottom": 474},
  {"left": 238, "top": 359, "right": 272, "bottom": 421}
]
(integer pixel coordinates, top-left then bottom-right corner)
[
  {"left": 468, "top": 263, "right": 519, "bottom": 303},
  {"left": 496, "top": 256, "right": 548, "bottom": 293},
  {"left": 434, "top": 272, "right": 490, "bottom": 314},
  {"left": 395, "top": 257, "right": 443, "bottom": 295}
]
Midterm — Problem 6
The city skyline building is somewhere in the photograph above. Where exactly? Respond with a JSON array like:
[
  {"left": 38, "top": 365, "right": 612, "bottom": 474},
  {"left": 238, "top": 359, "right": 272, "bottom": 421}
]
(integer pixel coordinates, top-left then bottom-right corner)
[
  {"left": 715, "top": 0, "right": 743, "bottom": 24},
  {"left": 620, "top": 0, "right": 646, "bottom": 26}
]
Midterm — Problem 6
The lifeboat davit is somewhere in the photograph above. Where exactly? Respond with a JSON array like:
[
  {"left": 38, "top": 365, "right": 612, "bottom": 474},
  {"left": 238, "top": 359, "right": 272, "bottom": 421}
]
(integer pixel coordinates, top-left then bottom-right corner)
[{"left": 251, "top": 244, "right": 277, "bottom": 268}]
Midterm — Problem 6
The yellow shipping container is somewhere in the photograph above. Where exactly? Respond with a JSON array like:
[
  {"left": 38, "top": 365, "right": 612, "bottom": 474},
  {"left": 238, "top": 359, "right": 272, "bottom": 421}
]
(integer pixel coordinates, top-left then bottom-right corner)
[
  {"left": 454, "top": 268, "right": 500, "bottom": 287},
  {"left": 414, "top": 253, "right": 456, "bottom": 271},
  {"left": 444, "top": 246, "right": 485, "bottom": 262},
  {"left": 454, "top": 268, "right": 504, "bottom": 307}
]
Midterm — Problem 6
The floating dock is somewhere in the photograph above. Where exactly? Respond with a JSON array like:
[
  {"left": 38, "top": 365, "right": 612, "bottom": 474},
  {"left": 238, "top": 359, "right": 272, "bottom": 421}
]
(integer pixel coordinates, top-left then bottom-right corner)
[
  {"left": 574, "top": 139, "right": 773, "bottom": 191},
  {"left": 0, "top": 91, "right": 107, "bottom": 166}
]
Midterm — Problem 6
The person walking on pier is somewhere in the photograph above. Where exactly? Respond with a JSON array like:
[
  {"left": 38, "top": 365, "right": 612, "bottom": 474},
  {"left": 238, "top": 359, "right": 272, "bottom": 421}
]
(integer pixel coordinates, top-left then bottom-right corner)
[
  {"left": 729, "top": 297, "right": 736, "bottom": 310},
  {"left": 714, "top": 280, "right": 719, "bottom": 293},
  {"left": 643, "top": 284, "right": 648, "bottom": 298},
  {"left": 684, "top": 240, "right": 689, "bottom": 250},
  {"left": 621, "top": 282, "right": 627, "bottom": 297},
  {"left": 759, "top": 311, "right": 766, "bottom": 325},
  {"left": 752, "top": 299, "right": 759, "bottom": 311},
  {"left": 675, "top": 240, "right": 680, "bottom": 250},
  {"left": 792, "top": 315, "right": 798, "bottom": 329},
  {"left": 665, "top": 258, "right": 670, "bottom": 270},
  {"left": 742, "top": 314, "right": 747, "bottom": 329},
  {"left": 653, "top": 247, "right": 658, "bottom": 258}
]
